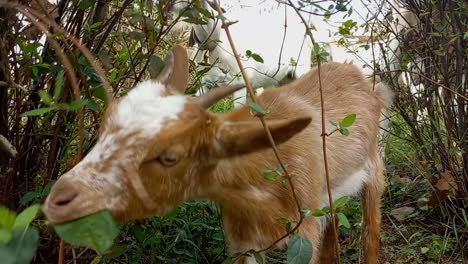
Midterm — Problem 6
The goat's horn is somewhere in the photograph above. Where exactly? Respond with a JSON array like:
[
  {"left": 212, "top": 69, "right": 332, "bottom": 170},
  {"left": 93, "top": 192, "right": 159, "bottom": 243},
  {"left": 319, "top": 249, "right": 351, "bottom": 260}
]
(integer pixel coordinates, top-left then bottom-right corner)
[{"left": 198, "top": 84, "right": 246, "bottom": 108}]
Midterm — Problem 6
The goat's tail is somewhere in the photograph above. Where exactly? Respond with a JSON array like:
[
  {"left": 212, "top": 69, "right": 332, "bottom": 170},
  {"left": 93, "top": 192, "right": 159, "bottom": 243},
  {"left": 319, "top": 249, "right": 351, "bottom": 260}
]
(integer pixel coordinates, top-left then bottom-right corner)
[{"left": 375, "top": 82, "right": 394, "bottom": 111}]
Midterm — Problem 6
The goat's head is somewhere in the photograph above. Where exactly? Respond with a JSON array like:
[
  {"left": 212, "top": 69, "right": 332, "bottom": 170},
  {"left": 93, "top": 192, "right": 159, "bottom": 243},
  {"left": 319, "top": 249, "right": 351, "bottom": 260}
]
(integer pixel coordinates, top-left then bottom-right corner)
[{"left": 42, "top": 45, "right": 311, "bottom": 224}]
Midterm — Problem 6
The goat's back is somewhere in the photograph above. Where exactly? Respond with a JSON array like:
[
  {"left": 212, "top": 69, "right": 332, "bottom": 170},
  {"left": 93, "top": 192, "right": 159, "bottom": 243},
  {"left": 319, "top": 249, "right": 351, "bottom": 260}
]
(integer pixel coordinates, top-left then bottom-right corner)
[{"left": 236, "top": 62, "right": 384, "bottom": 190}]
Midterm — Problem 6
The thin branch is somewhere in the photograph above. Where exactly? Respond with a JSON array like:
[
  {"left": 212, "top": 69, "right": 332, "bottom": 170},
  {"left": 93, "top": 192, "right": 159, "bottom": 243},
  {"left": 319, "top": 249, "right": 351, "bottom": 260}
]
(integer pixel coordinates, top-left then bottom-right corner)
[
  {"left": 0, "top": 81, "right": 28, "bottom": 93},
  {"left": 285, "top": 0, "right": 341, "bottom": 263},
  {"left": 3, "top": 1, "right": 114, "bottom": 101},
  {"left": 377, "top": 70, "right": 468, "bottom": 101},
  {"left": 0, "top": 134, "right": 17, "bottom": 158},
  {"left": 212, "top": 0, "right": 305, "bottom": 257}
]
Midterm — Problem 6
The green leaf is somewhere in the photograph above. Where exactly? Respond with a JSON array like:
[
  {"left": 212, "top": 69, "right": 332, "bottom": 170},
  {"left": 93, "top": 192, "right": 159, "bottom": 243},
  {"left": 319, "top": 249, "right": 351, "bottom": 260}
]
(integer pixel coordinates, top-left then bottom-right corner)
[
  {"left": 251, "top": 54, "right": 264, "bottom": 63},
  {"left": 248, "top": 102, "right": 269, "bottom": 115},
  {"left": 53, "top": 210, "right": 119, "bottom": 254},
  {"left": 53, "top": 70, "right": 65, "bottom": 100},
  {"left": 103, "top": 245, "right": 128, "bottom": 259},
  {"left": 68, "top": 99, "right": 89, "bottom": 111},
  {"left": 313, "top": 43, "right": 321, "bottom": 55},
  {"left": 79, "top": 0, "right": 95, "bottom": 10},
  {"left": 149, "top": 55, "right": 165, "bottom": 80},
  {"left": 0, "top": 228, "right": 39, "bottom": 264},
  {"left": 38, "top": 90, "right": 53, "bottom": 105},
  {"left": 463, "top": 32, "right": 468, "bottom": 39},
  {"left": 261, "top": 168, "right": 278, "bottom": 181},
  {"left": 182, "top": 17, "right": 207, "bottom": 25},
  {"left": 0, "top": 229, "right": 12, "bottom": 244},
  {"left": 20, "top": 107, "right": 56, "bottom": 117},
  {"left": 333, "top": 196, "right": 350, "bottom": 209},
  {"left": 0, "top": 206, "right": 17, "bottom": 230},
  {"left": 195, "top": 4, "right": 213, "bottom": 19},
  {"left": 86, "top": 99, "right": 101, "bottom": 111},
  {"left": 90, "top": 256, "right": 102, "bottom": 264},
  {"left": 287, "top": 234, "right": 313, "bottom": 264},
  {"left": 32, "top": 65, "right": 38, "bottom": 77},
  {"left": 310, "top": 208, "right": 326, "bottom": 217},
  {"left": 340, "top": 113, "right": 356, "bottom": 127},
  {"left": 421, "top": 247, "right": 430, "bottom": 254},
  {"left": 215, "top": 15, "right": 227, "bottom": 20},
  {"left": 330, "top": 121, "right": 338, "bottom": 127},
  {"left": 13, "top": 204, "right": 40, "bottom": 230},
  {"left": 339, "top": 128, "right": 350, "bottom": 136},
  {"left": 92, "top": 87, "right": 109, "bottom": 106},
  {"left": 253, "top": 251, "right": 264, "bottom": 264},
  {"left": 337, "top": 212, "right": 350, "bottom": 228},
  {"left": 19, "top": 192, "right": 39, "bottom": 205}
]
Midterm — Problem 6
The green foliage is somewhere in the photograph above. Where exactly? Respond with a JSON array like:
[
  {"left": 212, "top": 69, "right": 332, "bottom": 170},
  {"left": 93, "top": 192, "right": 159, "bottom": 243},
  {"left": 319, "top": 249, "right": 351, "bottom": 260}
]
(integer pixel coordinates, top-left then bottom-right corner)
[
  {"left": 108, "top": 201, "right": 226, "bottom": 263},
  {"left": 149, "top": 55, "right": 165, "bottom": 79},
  {"left": 330, "top": 113, "right": 356, "bottom": 136},
  {"left": 53, "top": 210, "right": 119, "bottom": 254},
  {"left": 248, "top": 102, "right": 269, "bottom": 115},
  {"left": 19, "top": 178, "right": 55, "bottom": 205},
  {"left": 287, "top": 234, "right": 313, "bottom": 264},
  {"left": 261, "top": 165, "right": 289, "bottom": 187},
  {"left": 311, "top": 43, "right": 330, "bottom": 65},
  {"left": 0, "top": 205, "right": 40, "bottom": 264},
  {"left": 338, "top": 19, "right": 357, "bottom": 36},
  {"left": 13, "top": 205, "right": 41, "bottom": 230},
  {"left": 246, "top": 50, "right": 264, "bottom": 63},
  {"left": 209, "top": 98, "right": 234, "bottom": 113}
]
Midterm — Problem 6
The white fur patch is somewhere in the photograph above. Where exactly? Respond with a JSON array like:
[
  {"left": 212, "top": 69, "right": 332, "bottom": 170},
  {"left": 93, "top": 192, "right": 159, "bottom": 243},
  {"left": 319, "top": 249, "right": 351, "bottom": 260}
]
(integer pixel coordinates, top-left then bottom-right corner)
[
  {"left": 115, "top": 80, "right": 187, "bottom": 136},
  {"left": 63, "top": 80, "right": 187, "bottom": 209},
  {"left": 249, "top": 186, "right": 271, "bottom": 200},
  {"left": 323, "top": 168, "right": 368, "bottom": 207}
]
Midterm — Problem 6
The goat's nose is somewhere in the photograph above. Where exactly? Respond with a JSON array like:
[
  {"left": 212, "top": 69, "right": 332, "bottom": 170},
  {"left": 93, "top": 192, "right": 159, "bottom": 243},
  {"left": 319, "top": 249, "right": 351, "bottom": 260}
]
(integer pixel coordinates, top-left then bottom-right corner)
[{"left": 47, "top": 182, "right": 79, "bottom": 208}]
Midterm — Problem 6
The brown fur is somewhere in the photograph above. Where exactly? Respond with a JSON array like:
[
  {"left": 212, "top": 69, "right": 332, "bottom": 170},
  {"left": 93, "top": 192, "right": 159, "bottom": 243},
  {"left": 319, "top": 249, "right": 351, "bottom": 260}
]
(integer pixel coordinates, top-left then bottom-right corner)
[{"left": 43, "top": 46, "right": 388, "bottom": 264}]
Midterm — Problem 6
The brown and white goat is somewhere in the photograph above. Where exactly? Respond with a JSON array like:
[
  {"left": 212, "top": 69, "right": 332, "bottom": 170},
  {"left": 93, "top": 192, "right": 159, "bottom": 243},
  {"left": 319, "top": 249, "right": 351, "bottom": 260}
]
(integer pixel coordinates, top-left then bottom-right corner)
[{"left": 43, "top": 45, "right": 391, "bottom": 263}]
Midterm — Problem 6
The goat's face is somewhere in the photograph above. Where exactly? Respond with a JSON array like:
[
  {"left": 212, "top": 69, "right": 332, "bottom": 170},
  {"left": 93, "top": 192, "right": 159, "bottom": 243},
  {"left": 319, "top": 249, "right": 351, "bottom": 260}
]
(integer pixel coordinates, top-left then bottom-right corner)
[{"left": 42, "top": 45, "right": 311, "bottom": 224}]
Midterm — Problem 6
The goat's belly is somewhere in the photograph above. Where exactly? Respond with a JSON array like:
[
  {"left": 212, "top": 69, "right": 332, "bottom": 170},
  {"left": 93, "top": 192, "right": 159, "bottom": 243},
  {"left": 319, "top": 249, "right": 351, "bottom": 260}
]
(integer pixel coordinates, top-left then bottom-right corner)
[{"left": 325, "top": 169, "right": 368, "bottom": 205}]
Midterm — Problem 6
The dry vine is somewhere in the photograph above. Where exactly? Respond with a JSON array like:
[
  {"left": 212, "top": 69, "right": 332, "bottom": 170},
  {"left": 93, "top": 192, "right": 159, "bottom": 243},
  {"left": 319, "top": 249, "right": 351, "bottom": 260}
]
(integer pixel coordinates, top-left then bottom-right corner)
[{"left": 213, "top": 0, "right": 341, "bottom": 262}]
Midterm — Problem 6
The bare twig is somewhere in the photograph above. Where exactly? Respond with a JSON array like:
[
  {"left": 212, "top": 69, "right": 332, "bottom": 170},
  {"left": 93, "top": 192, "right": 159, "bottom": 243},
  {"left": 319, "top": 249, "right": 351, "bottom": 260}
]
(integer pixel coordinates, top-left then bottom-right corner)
[
  {"left": 212, "top": 0, "right": 305, "bottom": 258},
  {"left": 0, "top": 81, "right": 28, "bottom": 93},
  {"left": 0, "top": 1, "right": 114, "bottom": 101},
  {"left": 285, "top": 1, "right": 341, "bottom": 262},
  {"left": 58, "top": 239, "right": 65, "bottom": 264},
  {"left": 0, "top": 134, "right": 17, "bottom": 158},
  {"left": 377, "top": 70, "right": 468, "bottom": 101}
]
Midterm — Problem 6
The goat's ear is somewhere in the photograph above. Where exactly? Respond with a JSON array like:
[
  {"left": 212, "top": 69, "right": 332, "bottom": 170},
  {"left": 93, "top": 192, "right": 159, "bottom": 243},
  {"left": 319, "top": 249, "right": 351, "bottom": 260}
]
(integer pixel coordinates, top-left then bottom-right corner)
[
  {"left": 214, "top": 117, "right": 312, "bottom": 157},
  {"left": 156, "top": 45, "right": 189, "bottom": 94}
]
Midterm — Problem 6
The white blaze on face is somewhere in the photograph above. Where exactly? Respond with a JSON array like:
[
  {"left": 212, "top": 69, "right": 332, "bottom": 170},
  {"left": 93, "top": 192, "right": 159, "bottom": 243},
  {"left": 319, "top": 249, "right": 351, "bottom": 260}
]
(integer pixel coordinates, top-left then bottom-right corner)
[{"left": 62, "top": 80, "right": 188, "bottom": 209}]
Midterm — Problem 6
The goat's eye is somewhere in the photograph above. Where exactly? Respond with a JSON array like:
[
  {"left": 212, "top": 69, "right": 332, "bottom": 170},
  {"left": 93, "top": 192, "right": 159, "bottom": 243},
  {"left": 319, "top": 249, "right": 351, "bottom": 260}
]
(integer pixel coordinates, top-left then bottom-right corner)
[{"left": 157, "top": 153, "right": 179, "bottom": 167}]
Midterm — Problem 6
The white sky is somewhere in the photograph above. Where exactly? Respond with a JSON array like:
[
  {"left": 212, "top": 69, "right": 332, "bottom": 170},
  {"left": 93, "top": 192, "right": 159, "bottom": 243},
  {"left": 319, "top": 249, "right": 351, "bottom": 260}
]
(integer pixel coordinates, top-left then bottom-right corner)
[{"left": 218, "top": 0, "right": 386, "bottom": 75}]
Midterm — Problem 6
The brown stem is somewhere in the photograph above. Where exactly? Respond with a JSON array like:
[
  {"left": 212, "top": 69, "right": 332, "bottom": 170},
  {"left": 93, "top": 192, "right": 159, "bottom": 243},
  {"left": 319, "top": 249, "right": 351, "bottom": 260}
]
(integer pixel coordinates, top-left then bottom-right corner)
[
  {"left": 285, "top": 1, "right": 341, "bottom": 263},
  {"left": 213, "top": 0, "right": 305, "bottom": 258},
  {"left": 58, "top": 239, "right": 65, "bottom": 264},
  {"left": 378, "top": 70, "right": 468, "bottom": 101},
  {"left": 0, "top": 1, "right": 114, "bottom": 102}
]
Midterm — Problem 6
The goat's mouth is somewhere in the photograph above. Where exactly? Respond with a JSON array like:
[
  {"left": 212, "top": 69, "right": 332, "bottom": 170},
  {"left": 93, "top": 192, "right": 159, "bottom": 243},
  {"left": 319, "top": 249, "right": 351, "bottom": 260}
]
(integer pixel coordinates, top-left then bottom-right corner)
[{"left": 42, "top": 195, "right": 106, "bottom": 224}]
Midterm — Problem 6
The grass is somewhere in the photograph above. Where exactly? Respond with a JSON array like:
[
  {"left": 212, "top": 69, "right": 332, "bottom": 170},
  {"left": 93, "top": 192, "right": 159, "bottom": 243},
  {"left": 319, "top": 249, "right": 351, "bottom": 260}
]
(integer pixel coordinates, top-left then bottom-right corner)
[{"left": 29, "top": 103, "right": 466, "bottom": 263}]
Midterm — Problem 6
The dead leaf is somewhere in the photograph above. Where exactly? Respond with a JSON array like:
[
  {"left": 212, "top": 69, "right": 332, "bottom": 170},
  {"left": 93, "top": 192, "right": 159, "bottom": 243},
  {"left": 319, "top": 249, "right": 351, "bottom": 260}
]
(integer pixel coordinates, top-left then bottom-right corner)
[
  {"left": 435, "top": 170, "right": 458, "bottom": 192},
  {"left": 390, "top": 206, "right": 415, "bottom": 221},
  {"left": 428, "top": 170, "right": 458, "bottom": 206},
  {"left": 390, "top": 176, "right": 411, "bottom": 184}
]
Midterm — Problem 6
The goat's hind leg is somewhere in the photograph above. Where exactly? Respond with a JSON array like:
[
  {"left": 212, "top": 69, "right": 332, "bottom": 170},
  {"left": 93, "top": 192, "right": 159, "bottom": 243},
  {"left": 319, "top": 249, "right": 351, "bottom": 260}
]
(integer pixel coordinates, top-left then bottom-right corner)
[{"left": 362, "top": 157, "right": 385, "bottom": 263}]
